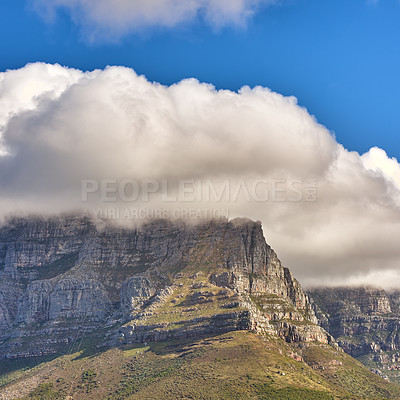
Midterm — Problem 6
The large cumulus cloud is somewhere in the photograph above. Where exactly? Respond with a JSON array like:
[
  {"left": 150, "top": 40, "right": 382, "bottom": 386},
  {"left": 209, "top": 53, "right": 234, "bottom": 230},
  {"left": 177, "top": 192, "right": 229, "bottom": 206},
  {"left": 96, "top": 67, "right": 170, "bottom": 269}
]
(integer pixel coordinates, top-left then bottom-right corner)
[
  {"left": 32, "top": 0, "right": 278, "bottom": 40},
  {"left": 1, "top": 62, "right": 400, "bottom": 289}
]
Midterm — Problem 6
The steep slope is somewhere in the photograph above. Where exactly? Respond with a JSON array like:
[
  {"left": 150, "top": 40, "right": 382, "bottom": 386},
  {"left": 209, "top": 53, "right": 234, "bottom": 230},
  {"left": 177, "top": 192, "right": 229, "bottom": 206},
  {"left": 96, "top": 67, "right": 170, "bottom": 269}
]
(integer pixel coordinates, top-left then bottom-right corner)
[
  {"left": 0, "top": 216, "right": 398, "bottom": 399},
  {"left": 309, "top": 286, "right": 400, "bottom": 384},
  {"left": 0, "top": 216, "right": 331, "bottom": 360}
]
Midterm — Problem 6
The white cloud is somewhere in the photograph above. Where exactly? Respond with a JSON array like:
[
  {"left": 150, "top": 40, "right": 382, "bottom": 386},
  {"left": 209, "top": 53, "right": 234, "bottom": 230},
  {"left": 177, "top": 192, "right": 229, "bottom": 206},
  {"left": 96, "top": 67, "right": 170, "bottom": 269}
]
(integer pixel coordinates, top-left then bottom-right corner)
[
  {"left": 1, "top": 63, "right": 400, "bottom": 289},
  {"left": 0, "top": 63, "right": 82, "bottom": 154},
  {"left": 361, "top": 147, "right": 400, "bottom": 191},
  {"left": 31, "top": 0, "right": 278, "bottom": 40}
]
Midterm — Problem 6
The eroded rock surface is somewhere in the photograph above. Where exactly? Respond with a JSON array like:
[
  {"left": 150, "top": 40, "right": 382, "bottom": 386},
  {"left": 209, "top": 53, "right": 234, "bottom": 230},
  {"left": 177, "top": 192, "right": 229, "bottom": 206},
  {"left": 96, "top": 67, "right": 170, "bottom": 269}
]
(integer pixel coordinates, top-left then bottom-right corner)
[
  {"left": 0, "top": 216, "right": 333, "bottom": 359},
  {"left": 309, "top": 286, "right": 400, "bottom": 382}
]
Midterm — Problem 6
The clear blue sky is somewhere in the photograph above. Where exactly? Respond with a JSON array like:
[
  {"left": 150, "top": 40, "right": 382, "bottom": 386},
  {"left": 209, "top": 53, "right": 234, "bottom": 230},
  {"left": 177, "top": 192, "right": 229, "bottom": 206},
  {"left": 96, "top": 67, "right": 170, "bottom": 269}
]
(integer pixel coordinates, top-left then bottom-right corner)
[{"left": 1, "top": 0, "right": 399, "bottom": 158}]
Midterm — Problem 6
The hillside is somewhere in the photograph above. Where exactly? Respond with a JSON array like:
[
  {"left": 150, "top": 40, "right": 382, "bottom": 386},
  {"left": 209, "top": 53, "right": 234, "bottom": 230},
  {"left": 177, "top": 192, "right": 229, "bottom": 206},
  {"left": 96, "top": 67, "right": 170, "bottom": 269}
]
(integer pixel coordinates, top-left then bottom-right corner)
[{"left": 0, "top": 216, "right": 398, "bottom": 399}]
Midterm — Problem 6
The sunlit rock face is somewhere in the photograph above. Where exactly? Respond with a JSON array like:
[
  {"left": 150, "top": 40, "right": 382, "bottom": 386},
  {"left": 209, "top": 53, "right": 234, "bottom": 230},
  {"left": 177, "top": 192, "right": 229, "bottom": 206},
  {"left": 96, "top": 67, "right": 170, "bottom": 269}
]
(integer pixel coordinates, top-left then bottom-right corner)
[{"left": 0, "top": 216, "right": 332, "bottom": 359}]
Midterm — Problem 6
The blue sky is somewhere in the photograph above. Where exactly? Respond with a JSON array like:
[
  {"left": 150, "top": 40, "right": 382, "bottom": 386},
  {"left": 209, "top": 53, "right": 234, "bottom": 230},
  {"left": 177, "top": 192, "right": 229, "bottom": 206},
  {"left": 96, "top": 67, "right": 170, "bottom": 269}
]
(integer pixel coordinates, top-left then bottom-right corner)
[
  {"left": 1, "top": 1, "right": 400, "bottom": 286},
  {"left": 0, "top": 0, "right": 399, "bottom": 157}
]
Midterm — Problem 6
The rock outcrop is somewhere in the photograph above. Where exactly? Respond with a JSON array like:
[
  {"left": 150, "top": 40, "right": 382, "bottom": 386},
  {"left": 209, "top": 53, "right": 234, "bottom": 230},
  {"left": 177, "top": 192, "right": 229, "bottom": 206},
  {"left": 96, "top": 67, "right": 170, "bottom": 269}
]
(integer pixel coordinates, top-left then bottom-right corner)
[
  {"left": 309, "top": 286, "right": 400, "bottom": 383},
  {"left": 0, "top": 216, "right": 333, "bottom": 359}
]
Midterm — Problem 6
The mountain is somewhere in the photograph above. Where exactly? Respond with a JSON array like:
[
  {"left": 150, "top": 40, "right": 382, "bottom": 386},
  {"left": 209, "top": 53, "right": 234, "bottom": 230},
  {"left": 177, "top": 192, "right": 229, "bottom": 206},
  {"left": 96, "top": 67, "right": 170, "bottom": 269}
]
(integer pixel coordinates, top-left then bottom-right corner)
[
  {"left": 309, "top": 286, "right": 400, "bottom": 385},
  {"left": 0, "top": 216, "right": 398, "bottom": 399}
]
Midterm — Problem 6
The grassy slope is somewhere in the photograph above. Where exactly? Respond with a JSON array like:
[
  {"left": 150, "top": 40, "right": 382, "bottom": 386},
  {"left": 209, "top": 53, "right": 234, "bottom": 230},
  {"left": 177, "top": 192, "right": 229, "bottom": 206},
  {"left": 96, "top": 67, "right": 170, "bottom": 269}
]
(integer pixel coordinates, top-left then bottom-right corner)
[
  {"left": 0, "top": 330, "right": 399, "bottom": 400},
  {"left": 1, "top": 269, "right": 400, "bottom": 399}
]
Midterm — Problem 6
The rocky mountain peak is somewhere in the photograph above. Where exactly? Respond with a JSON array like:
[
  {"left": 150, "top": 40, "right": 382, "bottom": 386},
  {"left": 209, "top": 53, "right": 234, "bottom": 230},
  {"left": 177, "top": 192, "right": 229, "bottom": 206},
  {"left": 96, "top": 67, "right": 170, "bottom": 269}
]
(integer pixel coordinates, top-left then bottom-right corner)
[{"left": 0, "top": 215, "right": 333, "bottom": 360}]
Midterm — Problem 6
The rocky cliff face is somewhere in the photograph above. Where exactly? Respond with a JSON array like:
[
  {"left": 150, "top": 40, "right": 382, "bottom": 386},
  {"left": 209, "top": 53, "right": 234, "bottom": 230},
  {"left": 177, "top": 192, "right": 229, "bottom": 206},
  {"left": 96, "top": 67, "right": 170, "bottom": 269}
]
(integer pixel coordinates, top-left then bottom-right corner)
[
  {"left": 0, "top": 216, "right": 333, "bottom": 360},
  {"left": 309, "top": 286, "right": 400, "bottom": 383}
]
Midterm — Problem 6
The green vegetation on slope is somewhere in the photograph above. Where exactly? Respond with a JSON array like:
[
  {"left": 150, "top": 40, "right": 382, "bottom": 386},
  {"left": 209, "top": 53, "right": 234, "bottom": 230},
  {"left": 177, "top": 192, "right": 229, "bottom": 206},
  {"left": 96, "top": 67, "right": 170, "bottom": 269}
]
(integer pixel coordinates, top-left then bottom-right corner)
[{"left": 0, "top": 330, "right": 398, "bottom": 400}]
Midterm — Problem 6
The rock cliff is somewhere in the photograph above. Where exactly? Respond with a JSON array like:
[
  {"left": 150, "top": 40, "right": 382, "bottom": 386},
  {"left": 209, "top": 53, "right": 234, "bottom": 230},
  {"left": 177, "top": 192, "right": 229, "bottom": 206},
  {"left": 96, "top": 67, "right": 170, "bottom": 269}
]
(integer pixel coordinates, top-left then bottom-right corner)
[
  {"left": 0, "top": 216, "right": 333, "bottom": 360},
  {"left": 309, "top": 286, "right": 400, "bottom": 383}
]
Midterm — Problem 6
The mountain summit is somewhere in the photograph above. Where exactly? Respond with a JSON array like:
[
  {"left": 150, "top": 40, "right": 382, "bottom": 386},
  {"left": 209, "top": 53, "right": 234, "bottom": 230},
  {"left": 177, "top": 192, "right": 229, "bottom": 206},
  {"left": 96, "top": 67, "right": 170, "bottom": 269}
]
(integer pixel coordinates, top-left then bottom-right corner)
[{"left": 0, "top": 216, "right": 398, "bottom": 399}]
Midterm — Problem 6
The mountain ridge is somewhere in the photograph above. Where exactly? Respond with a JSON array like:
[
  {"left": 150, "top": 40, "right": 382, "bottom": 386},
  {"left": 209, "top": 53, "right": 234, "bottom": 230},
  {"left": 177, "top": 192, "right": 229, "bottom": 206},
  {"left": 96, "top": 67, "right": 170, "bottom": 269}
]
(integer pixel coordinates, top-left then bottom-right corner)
[
  {"left": 309, "top": 286, "right": 400, "bottom": 384},
  {"left": 0, "top": 216, "right": 398, "bottom": 399},
  {"left": 0, "top": 215, "right": 332, "bottom": 359}
]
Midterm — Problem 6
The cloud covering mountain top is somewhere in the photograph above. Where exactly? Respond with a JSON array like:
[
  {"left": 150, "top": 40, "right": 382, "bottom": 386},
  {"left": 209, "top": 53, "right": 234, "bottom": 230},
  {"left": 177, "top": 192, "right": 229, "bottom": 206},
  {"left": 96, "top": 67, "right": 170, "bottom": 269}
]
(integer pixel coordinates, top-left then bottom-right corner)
[{"left": 1, "top": 63, "right": 400, "bottom": 288}]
